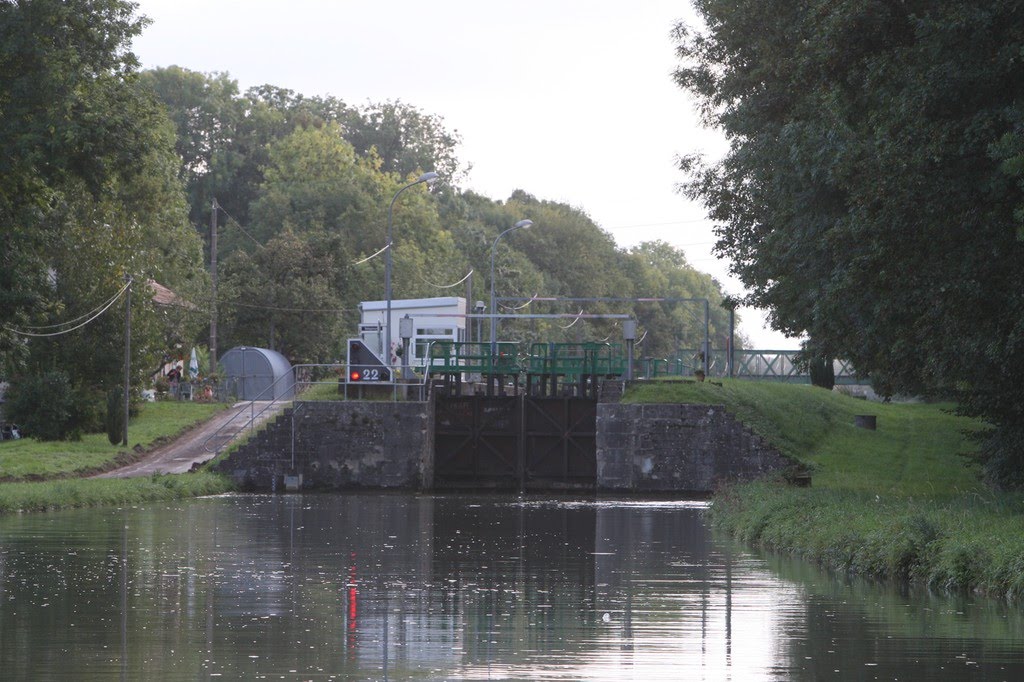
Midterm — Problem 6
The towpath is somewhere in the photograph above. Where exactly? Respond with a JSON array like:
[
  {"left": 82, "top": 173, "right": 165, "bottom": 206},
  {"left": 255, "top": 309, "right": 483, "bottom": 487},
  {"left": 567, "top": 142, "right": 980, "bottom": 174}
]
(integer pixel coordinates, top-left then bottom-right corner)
[{"left": 96, "top": 401, "right": 285, "bottom": 477}]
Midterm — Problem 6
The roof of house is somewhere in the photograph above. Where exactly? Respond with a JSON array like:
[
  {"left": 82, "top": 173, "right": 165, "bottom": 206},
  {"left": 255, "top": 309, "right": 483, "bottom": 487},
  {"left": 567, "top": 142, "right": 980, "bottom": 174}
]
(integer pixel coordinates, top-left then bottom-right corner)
[{"left": 149, "top": 279, "right": 196, "bottom": 309}]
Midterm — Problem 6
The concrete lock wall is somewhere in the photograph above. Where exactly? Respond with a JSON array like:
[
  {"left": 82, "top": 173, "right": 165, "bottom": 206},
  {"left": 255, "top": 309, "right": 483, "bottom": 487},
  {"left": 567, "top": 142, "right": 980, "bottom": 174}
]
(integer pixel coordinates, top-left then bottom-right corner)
[
  {"left": 216, "top": 401, "right": 432, "bottom": 490},
  {"left": 217, "top": 399, "right": 792, "bottom": 492},
  {"left": 595, "top": 403, "right": 793, "bottom": 492}
]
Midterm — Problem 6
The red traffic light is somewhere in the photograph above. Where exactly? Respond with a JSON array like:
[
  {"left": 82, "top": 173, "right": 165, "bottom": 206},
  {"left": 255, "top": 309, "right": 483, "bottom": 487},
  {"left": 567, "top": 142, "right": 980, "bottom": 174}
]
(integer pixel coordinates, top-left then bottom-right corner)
[{"left": 349, "top": 370, "right": 361, "bottom": 381}]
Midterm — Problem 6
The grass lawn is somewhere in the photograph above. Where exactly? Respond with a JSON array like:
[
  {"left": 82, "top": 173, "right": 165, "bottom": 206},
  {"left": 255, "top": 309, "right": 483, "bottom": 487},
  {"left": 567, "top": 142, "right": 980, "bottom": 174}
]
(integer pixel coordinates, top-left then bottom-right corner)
[
  {"left": 0, "top": 400, "right": 228, "bottom": 481},
  {"left": 625, "top": 380, "right": 1024, "bottom": 599},
  {"left": 625, "top": 380, "right": 984, "bottom": 496}
]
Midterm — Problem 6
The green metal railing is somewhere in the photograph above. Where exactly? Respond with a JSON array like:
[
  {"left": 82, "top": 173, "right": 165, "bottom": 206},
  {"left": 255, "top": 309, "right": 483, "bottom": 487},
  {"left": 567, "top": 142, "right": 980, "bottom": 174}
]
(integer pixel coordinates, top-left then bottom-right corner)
[
  {"left": 425, "top": 340, "right": 860, "bottom": 384},
  {"left": 525, "top": 342, "right": 625, "bottom": 378},
  {"left": 426, "top": 341, "right": 522, "bottom": 375}
]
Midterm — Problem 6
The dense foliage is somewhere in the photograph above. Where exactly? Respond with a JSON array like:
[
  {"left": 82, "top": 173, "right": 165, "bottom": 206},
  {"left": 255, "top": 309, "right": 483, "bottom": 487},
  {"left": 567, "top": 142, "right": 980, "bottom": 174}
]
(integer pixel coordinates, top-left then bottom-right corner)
[
  {"left": 675, "top": 1, "right": 1024, "bottom": 485},
  {"left": 145, "top": 66, "right": 739, "bottom": 362},
  {"left": 1, "top": 1, "right": 741, "bottom": 442},
  {"left": 2, "top": 368, "right": 76, "bottom": 438},
  {"left": 0, "top": 0, "right": 206, "bottom": 439}
]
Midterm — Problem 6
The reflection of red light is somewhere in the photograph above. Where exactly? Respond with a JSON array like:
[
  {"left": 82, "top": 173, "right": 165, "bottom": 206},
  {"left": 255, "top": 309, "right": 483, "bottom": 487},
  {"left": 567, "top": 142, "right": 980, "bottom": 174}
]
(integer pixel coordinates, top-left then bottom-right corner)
[
  {"left": 346, "top": 556, "right": 358, "bottom": 660},
  {"left": 349, "top": 371, "right": 360, "bottom": 381}
]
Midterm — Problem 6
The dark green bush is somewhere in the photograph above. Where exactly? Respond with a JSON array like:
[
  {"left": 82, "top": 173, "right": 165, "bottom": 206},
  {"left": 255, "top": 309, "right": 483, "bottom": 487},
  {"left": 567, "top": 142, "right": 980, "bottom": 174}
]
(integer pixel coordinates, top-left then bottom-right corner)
[
  {"left": 809, "top": 356, "right": 836, "bottom": 390},
  {"left": 5, "top": 371, "right": 76, "bottom": 440},
  {"left": 106, "top": 388, "right": 125, "bottom": 445}
]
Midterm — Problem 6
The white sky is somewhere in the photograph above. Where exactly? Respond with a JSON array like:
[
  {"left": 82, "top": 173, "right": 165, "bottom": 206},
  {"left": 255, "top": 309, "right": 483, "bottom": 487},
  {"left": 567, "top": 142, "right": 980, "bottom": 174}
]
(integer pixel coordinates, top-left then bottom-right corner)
[{"left": 131, "top": 0, "right": 800, "bottom": 349}]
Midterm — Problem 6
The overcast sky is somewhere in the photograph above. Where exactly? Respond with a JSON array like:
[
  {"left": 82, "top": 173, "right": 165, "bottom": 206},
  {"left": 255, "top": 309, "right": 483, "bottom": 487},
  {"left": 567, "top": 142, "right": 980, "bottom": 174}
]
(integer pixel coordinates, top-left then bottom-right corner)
[{"left": 131, "top": 0, "right": 799, "bottom": 349}]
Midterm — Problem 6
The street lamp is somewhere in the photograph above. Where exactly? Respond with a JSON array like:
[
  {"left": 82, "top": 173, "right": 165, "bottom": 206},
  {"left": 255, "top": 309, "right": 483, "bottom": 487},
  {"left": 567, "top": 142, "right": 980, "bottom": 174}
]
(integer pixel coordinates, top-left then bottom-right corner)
[
  {"left": 385, "top": 171, "right": 438, "bottom": 375},
  {"left": 490, "top": 219, "right": 533, "bottom": 355}
]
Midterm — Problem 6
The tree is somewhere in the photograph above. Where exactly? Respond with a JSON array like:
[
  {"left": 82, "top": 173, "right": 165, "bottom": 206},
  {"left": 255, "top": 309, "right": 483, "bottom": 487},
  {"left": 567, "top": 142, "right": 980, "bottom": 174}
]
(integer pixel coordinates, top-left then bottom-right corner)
[
  {"left": 220, "top": 124, "right": 468, "bottom": 362},
  {"left": 1, "top": 0, "right": 149, "bottom": 370},
  {"left": 0, "top": 0, "right": 206, "bottom": 420},
  {"left": 675, "top": 1, "right": 1024, "bottom": 485},
  {"left": 623, "top": 241, "right": 732, "bottom": 358},
  {"left": 343, "top": 101, "right": 467, "bottom": 186},
  {"left": 221, "top": 231, "right": 343, "bottom": 363}
]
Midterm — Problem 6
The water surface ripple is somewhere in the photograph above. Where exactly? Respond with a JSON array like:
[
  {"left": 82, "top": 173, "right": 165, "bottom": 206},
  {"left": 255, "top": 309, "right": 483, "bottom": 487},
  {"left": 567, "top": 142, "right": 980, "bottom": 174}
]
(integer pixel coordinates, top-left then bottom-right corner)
[{"left": 1, "top": 494, "right": 1021, "bottom": 680}]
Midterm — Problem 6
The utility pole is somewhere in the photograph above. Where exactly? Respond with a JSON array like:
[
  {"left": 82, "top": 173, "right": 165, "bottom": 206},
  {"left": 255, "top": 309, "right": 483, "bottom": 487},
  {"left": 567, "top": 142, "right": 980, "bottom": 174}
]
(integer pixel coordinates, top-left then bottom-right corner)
[
  {"left": 210, "top": 198, "right": 218, "bottom": 376},
  {"left": 122, "top": 275, "right": 132, "bottom": 447},
  {"left": 465, "top": 270, "right": 473, "bottom": 341}
]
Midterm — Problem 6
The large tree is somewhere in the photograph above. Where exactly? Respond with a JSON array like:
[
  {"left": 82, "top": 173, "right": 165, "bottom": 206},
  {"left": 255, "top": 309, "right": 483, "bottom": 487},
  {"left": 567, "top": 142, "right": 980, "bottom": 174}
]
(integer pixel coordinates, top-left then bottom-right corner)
[
  {"left": 0, "top": 0, "right": 205, "bottom": 400},
  {"left": 675, "top": 1, "right": 1024, "bottom": 484}
]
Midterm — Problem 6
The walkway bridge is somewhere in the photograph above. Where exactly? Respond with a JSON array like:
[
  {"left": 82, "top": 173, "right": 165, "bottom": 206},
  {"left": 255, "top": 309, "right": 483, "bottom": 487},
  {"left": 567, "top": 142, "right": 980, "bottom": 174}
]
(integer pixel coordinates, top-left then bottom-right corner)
[{"left": 424, "top": 341, "right": 859, "bottom": 394}]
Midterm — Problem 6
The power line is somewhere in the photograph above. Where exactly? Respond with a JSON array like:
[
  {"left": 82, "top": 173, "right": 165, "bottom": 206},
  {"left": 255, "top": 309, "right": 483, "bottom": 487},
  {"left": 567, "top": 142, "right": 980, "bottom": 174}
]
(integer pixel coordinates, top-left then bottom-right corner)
[
  {"left": 5, "top": 281, "right": 131, "bottom": 337},
  {"left": 352, "top": 243, "right": 388, "bottom": 266},
  {"left": 605, "top": 218, "right": 711, "bottom": 230},
  {"left": 420, "top": 269, "right": 473, "bottom": 289},
  {"left": 498, "top": 294, "right": 540, "bottom": 311},
  {"left": 559, "top": 309, "right": 585, "bottom": 330},
  {"left": 215, "top": 203, "right": 264, "bottom": 248},
  {"left": 17, "top": 285, "right": 129, "bottom": 330},
  {"left": 221, "top": 299, "right": 346, "bottom": 313}
]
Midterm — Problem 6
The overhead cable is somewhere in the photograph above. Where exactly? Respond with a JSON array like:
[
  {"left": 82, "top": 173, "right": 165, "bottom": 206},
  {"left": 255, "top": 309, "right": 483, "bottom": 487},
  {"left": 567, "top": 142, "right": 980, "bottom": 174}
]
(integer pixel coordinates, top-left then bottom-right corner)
[
  {"left": 352, "top": 243, "right": 389, "bottom": 266},
  {"left": 214, "top": 201, "right": 264, "bottom": 246},
  {"left": 559, "top": 309, "right": 585, "bottom": 330},
  {"left": 18, "top": 283, "right": 129, "bottom": 330},
  {"left": 5, "top": 280, "right": 131, "bottom": 337},
  {"left": 421, "top": 269, "right": 473, "bottom": 289},
  {"left": 498, "top": 294, "right": 539, "bottom": 311}
]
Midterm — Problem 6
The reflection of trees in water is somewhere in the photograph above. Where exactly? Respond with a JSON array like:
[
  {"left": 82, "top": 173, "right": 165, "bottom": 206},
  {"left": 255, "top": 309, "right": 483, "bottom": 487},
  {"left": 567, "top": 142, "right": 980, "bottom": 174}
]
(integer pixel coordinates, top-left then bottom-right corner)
[
  {"left": 768, "top": 553, "right": 1024, "bottom": 680},
  {"left": 5, "top": 496, "right": 1022, "bottom": 679},
  {"left": 431, "top": 498, "right": 599, "bottom": 664}
]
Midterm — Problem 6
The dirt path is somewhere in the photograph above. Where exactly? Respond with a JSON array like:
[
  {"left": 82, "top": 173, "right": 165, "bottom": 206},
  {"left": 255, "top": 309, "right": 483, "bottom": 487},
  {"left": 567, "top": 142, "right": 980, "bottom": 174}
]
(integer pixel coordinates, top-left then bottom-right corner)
[{"left": 97, "top": 401, "right": 285, "bottom": 478}]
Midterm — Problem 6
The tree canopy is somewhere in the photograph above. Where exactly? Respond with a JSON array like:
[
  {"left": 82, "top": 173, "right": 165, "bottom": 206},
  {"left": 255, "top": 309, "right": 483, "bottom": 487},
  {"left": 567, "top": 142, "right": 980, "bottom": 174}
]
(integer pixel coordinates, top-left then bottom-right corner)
[
  {"left": 0, "top": 0, "right": 205, "bottom": 391},
  {"left": 139, "top": 67, "right": 739, "bottom": 364},
  {"left": 675, "top": 0, "right": 1024, "bottom": 484},
  {"left": 0, "top": 1, "right": 743, "bottom": 443}
]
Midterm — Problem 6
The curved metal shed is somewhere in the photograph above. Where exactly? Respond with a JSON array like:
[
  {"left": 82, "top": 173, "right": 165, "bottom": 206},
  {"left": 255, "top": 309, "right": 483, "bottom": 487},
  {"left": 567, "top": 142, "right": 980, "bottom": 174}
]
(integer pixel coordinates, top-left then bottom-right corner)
[{"left": 220, "top": 347, "right": 294, "bottom": 400}]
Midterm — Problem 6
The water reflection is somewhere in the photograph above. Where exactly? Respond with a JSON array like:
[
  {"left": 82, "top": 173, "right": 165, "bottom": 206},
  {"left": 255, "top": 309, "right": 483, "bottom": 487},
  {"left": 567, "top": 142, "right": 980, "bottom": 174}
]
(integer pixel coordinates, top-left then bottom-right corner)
[{"left": 0, "top": 494, "right": 1022, "bottom": 680}]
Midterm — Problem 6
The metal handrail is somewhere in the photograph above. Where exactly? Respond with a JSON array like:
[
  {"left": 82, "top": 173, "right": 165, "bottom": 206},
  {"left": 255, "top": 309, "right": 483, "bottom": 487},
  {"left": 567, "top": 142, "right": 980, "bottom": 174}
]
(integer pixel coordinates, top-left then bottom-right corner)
[{"left": 203, "top": 363, "right": 343, "bottom": 454}]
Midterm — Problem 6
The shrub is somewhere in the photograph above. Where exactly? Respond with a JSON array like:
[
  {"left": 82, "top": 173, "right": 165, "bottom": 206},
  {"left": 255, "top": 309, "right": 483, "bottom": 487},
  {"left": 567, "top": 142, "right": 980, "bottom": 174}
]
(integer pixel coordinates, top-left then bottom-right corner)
[
  {"left": 5, "top": 371, "right": 78, "bottom": 440},
  {"left": 106, "top": 388, "right": 125, "bottom": 445},
  {"left": 809, "top": 356, "right": 836, "bottom": 390}
]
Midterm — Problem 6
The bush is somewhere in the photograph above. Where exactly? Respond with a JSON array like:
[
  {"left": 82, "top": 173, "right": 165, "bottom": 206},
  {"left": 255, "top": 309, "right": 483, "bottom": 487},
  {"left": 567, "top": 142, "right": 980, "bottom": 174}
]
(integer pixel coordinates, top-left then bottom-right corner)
[
  {"left": 809, "top": 356, "right": 835, "bottom": 390},
  {"left": 106, "top": 388, "right": 125, "bottom": 445},
  {"left": 5, "top": 371, "right": 77, "bottom": 440},
  {"left": 70, "top": 385, "right": 105, "bottom": 435}
]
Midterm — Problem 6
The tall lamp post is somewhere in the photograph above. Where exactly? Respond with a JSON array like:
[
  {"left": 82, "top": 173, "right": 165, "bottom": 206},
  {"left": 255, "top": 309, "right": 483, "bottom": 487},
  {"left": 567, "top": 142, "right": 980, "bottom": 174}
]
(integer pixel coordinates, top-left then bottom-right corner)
[
  {"left": 490, "top": 219, "right": 533, "bottom": 355},
  {"left": 385, "top": 171, "right": 438, "bottom": 374}
]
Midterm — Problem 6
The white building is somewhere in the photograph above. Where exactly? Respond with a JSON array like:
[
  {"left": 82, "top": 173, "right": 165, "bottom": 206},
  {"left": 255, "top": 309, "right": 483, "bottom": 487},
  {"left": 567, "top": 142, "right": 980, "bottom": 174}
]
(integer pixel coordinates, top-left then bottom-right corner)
[{"left": 358, "top": 297, "right": 467, "bottom": 367}]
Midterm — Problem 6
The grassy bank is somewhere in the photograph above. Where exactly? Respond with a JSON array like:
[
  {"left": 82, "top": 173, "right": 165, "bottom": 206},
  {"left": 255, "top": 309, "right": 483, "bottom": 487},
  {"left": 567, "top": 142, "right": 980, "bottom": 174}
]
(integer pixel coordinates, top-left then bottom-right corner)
[
  {"left": 0, "top": 401, "right": 236, "bottom": 515},
  {"left": 0, "top": 401, "right": 227, "bottom": 481},
  {"left": 0, "top": 472, "right": 235, "bottom": 514},
  {"left": 624, "top": 380, "right": 1024, "bottom": 599}
]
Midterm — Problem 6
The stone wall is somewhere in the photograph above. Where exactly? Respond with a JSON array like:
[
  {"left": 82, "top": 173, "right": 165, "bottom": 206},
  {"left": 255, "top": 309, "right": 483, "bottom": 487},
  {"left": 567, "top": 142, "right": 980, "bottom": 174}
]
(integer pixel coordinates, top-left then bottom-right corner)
[
  {"left": 596, "top": 403, "right": 794, "bottom": 492},
  {"left": 217, "top": 398, "right": 794, "bottom": 493},
  {"left": 215, "top": 401, "right": 431, "bottom": 491}
]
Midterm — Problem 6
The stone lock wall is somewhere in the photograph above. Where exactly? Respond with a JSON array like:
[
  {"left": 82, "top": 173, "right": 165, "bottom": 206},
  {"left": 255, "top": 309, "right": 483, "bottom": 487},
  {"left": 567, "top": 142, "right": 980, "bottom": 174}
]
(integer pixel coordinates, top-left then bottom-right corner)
[
  {"left": 596, "top": 403, "right": 793, "bottom": 492},
  {"left": 217, "top": 398, "right": 793, "bottom": 492},
  {"left": 215, "top": 401, "right": 432, "bottom": 490}
]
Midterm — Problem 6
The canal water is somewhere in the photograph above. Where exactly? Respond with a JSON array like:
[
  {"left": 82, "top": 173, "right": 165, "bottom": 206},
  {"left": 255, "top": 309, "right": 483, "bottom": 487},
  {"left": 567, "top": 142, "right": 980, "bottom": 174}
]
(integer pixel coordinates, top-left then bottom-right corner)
[{"left": 1, "top": 494, "right": 1022, "bottom": 680}]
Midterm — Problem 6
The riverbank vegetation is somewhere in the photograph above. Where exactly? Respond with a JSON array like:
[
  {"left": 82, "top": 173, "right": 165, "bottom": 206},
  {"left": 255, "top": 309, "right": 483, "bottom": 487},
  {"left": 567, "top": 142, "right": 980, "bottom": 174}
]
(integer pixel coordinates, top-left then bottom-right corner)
[
  {"left": 673, "top": 1, "right": 1024, "bottom": 486},
  {"left": 0, "top": 473, "right": 233, "bottom": 514},
  {"left": 0, "top": 401, "right": 226, "bottom": 481},
  {"left": 626, "top": 381, "right": 1024, "bottom": 599}
]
